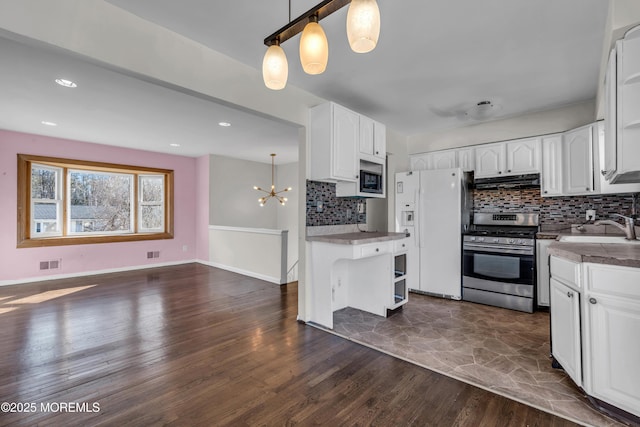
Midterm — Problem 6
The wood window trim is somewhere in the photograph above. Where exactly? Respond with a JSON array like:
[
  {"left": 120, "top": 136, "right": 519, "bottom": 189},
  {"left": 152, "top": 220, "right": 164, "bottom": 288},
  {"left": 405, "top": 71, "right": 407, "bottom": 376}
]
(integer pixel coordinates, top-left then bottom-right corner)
[{"left": 17, "top": 154, "right": 174, "bottom": 248}]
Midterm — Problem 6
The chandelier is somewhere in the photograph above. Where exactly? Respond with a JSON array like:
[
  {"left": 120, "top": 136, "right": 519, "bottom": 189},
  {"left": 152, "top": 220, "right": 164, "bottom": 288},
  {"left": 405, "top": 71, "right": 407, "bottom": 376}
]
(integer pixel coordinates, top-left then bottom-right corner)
[
  {"left": 254, "top": 154, "right": 292, "bottom": 206},
  {"left": 262, "top": 0, "right": 381, "bottom": 90}
]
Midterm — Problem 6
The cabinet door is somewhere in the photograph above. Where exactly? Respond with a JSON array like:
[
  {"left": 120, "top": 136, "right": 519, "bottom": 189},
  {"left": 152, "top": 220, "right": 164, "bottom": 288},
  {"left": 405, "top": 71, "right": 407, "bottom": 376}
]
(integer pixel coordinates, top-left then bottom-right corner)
[
  {"left": 410, "top": 154, "right": 430, "bottom": 171},
  {"left": 586, "top": 294, "right": 640, "bottom": 416},
  {"left": 474, "top": 143, "right": 505, "bottom": 178},
  {"left": 550, "top": 278, "right": 582, "bottom": 387},
  {"left": 359, "top": 115, "right": 374, "bottom": 156},
  {"left": 457, "top": 148, "right": 475, "bottom": 172},
  {"left": 373, "top": 121, "right": 386, "bottom": 159},
  {"left": 431, "top": 150, "right": 457, "bottom": 170},
  {"left": 333, "top": 104, "right": 359, "bottom": 181},
  {"left": 541, "top": 134, "right": 563, "bottom": 196},
  {"left": 536, "top": 240, "right": 551, "bottom": 307},
  {"left": 563, "top": 125, "right": 594, "bottom": 194},
  {"left": 617, "top": 27, "right": 640, "bottom": 180},
  {"left": 505, "top": 138, "right": 541, "bottom": 175},
  {"left": 604, "top": 47, "right": 617, "bottom": 180}
]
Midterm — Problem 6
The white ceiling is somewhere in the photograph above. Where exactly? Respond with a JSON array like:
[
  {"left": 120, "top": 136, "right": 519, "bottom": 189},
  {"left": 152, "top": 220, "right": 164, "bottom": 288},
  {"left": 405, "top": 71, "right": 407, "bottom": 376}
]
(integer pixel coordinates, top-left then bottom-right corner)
[{"left": 0, "top": 0, "right": 610, "bottom": 163}]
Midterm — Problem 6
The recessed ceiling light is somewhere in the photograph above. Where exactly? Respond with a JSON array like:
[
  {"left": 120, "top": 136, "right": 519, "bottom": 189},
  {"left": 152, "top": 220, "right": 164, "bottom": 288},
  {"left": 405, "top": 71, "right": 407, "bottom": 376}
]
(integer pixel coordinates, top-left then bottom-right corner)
[
  {"left": 41, "top": 121, "right": 58, "bottom": 126},
  {"left": 55, "top": 78, "right": 77, "bottom": 88},
  {"left": 218, "top": 122, "right": 231, "bottom": 127},
  {"left": 170, "top": 143, "right": 181, "bottom": 147}
]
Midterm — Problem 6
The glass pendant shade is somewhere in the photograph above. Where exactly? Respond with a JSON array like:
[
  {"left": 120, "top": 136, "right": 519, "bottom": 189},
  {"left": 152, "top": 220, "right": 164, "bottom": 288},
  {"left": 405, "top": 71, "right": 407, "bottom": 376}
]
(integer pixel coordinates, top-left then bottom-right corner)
[
  {"left": 346, "top": 0, "right": 380, "bottom": 53},
  {"left": 299, "top": 18, "right": 328, "bottom": 75},
  {"left": 262, "top": 43, "right": 288, "bottom": 90}
]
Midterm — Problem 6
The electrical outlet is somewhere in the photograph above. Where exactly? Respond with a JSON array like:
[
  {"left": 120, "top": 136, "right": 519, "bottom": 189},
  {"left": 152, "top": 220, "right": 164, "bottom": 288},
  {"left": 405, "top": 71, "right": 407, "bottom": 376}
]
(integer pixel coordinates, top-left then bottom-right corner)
[
  {"left": 357, "top": 202, "right": 365, "bottom": 214},
  {"left": 586, "top": 209, "right": 596, "bottom": 221},
  {"left": 346, "top": 209, "right": 352, "bottom": 219},
  {"left": 316, "top": 200, "right": 323, "bottom": 212}
]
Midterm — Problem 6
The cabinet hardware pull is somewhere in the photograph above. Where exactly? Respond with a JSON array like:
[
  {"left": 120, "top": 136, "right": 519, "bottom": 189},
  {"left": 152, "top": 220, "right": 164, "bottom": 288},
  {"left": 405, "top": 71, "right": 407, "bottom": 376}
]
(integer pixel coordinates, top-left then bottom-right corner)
[
  {"left": 586, "top": 187, "right": 590, "bottom": 191},
  {"left": 375, "top": 248, "right": 379, "bottom": 252},
  {"left": 567, "top": 291, "right": 573, "bottom": 298},
  {"left": 544, "top": 190, "right": 548, "bottom": 194},
  {"left": 589, "top": 297, "right": 597, "bottom": 304},
  {"left": 498, "top": 171, "right": 502, "bottom": 174},
  {"left": 601, "top": 170, "right": 607, "bottom": 176},
  {"left": 507, "top": 169, "right": 511, "bottom": 173}
]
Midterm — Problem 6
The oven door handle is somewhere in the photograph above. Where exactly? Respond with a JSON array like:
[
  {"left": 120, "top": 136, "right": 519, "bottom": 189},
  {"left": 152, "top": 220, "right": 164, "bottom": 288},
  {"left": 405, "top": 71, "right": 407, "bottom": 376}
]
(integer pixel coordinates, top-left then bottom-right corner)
[{"left": 463, "top": 243, "right": 534, "bottom": 256}]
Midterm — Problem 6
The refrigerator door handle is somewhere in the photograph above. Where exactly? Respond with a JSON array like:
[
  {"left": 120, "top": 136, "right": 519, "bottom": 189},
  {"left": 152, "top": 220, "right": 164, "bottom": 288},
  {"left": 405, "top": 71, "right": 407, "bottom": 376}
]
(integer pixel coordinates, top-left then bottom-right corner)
[{"left": 417, "top": 187, "right": 424, "bottom": 248}]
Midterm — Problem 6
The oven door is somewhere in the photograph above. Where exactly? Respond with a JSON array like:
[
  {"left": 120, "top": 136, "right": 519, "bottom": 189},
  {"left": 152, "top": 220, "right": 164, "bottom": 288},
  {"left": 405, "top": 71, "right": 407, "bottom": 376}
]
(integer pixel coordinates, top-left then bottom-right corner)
[{"left": 462, "top": 244, "right": 534, "bottom": 286}]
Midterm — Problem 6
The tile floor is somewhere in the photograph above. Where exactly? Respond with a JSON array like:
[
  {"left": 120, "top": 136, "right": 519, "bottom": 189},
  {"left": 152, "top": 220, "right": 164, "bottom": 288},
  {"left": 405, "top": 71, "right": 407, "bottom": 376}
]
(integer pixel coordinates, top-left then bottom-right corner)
[{"left": 331, "top": 293, "right": 626, "bottom": 427}]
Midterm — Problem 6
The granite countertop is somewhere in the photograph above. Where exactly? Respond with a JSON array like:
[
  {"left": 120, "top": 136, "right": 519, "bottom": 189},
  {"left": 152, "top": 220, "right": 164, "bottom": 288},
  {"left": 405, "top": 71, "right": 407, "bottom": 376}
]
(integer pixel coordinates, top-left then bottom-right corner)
[
  {"left": 548, "top": 240, "right": 640, "bottom": 268},
  {"left": 306, "top": 231, "right": 409, "bottom": 245}
]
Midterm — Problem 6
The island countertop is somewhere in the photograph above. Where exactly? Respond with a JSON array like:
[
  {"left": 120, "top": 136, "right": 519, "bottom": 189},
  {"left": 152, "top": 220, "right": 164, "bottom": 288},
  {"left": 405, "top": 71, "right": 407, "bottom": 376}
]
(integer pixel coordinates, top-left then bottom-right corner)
[{"left": 306, "top": 231, "right": 409, "bottom": 245}]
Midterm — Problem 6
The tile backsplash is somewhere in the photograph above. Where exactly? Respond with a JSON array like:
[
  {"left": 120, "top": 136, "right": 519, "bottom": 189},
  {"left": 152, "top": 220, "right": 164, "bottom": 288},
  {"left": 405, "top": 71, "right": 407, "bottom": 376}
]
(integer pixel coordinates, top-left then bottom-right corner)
[
  {"left": 473, "top": 188, "right": 638, "bottom": 231},
  {"left": 306, "top": 180, "right": 366, "bottom": 226}
]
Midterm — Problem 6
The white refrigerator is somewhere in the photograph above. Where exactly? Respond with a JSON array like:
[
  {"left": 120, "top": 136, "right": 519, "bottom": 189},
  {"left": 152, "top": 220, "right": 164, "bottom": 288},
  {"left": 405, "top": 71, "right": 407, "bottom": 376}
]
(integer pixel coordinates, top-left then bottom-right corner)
[{"left": 395, "top": 168, "right": 472, "bottom": 299}]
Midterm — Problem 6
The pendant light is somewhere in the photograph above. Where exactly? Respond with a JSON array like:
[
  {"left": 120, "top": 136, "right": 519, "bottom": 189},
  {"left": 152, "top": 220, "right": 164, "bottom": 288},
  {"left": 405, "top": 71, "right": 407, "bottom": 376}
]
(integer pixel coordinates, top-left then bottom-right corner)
[
  {"left": 262, "top": 39, "right": 288, "bottom": 90},
  {"left": 253, "top": 154, "right": 292, "bottom": 206},
  {"left": 346, "top": 0, "right": 380, "bottom": 53},
  {"left": 299, "top": 14, "right": 328, "bottom": 75}
]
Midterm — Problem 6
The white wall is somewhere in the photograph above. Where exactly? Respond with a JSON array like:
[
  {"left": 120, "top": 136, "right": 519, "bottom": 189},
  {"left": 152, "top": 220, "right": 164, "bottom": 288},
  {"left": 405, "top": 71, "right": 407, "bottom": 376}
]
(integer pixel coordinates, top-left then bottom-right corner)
[
  {"left": 407, "top": 100, "right": 596, "bottom": 154},
  {"left": 276, "top": 162, "right": 299, "bottom": 281},
  {"left": 209, "top": 155, "right": 278, "bottom": 228},
  {"left": 385, "top": 128, "right": 410, "bottom": 232}
]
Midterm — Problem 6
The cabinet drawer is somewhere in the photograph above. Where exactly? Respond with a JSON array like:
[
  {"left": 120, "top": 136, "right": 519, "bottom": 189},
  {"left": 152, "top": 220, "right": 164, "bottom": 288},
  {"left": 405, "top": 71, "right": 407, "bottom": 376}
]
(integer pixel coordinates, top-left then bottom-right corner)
[
  {"left": 394, "top": 239, "right": 408, "bottom": 253},
  {"left": 360, "top": 242, "right": 391, "bottom": 258},
  {"left": 585, "top": 263, "right": 640, "bottom": 299},
  {"left": 550, "top": 256, "right": 581, "bottom": 288}
]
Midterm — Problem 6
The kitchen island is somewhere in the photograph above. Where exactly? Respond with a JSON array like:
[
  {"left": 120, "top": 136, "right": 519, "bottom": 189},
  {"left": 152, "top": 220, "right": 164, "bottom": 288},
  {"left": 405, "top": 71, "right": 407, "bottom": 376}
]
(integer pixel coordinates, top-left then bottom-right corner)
[
  {"left": 306, "top": 231, "right": 409, "bottom": 329},
  {"left": 547, "top": 238, "right": 640, "bottom": 424}
]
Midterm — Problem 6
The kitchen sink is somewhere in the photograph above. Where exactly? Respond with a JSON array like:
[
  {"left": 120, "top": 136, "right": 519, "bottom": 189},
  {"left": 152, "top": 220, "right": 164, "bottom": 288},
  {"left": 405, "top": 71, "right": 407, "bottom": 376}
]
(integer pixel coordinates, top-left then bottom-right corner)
[{"left": 559, "top": 235, "right": 640, "bottom": 244}]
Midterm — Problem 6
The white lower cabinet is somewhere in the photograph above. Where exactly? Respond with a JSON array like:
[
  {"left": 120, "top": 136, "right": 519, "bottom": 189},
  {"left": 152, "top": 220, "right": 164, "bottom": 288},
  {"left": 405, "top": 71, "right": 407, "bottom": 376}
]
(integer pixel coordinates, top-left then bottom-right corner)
[
  {"left": 583, "top": 263, "right": 640, "bottom": 417},
  {"left": 550, "top": 256, "right": 640, "bottom": 419},
  {"left": 550, "top": 276, "right": 582, "bottom": 387}
]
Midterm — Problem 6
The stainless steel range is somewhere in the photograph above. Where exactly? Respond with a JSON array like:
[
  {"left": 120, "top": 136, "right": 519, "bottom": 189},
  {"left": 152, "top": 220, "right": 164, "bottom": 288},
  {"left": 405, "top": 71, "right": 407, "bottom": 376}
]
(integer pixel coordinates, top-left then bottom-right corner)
[{"left": 462, "top": 213, "right": 539, "bottom": 313}]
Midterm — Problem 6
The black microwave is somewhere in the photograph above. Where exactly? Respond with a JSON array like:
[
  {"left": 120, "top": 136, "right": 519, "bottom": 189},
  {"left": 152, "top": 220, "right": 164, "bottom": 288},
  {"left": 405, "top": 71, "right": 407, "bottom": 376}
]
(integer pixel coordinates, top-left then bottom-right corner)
[{"left": 360, "top": 170, "right": 383, "bottom": 194}]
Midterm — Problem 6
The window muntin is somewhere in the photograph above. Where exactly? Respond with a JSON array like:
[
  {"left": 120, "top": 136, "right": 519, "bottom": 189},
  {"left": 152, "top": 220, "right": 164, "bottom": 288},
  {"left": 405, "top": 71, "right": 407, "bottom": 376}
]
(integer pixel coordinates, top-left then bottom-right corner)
[{"left": 18, "top": 154, "right": 173, "bottom": 248}]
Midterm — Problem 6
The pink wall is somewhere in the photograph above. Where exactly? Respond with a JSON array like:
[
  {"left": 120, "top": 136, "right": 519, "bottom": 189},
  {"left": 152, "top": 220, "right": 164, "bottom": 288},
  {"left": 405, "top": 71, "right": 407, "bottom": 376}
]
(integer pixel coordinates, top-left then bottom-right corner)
[{"left": 0, "top": 130, "right": 199, "bottom": 284}]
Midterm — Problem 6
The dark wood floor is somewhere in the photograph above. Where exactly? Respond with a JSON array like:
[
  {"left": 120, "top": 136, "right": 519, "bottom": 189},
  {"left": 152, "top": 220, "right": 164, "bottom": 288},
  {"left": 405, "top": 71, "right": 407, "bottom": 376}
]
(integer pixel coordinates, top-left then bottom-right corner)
[{"left": 0, "top": 264, "right": 578, "bottom": 426}]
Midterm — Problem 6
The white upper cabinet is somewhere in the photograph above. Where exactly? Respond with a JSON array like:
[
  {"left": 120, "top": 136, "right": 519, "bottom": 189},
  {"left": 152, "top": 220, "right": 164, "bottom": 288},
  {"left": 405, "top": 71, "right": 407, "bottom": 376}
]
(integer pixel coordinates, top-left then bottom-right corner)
[
  {"left": 594, "top": 121, "right": 640, "bottom": 194},
  {"left": 359, "top": 115, "right": 386, "bottom": 161},
  {"left": 604, "top": 25, "right": 640, "bottom": 184},
  {"left": 563, "top": 124, "right": 594, "bottom": 195},
  {"left": 474, "top": 143, "right": 505, "bottom": 178},
  {"left": 410, "top": 153, "right": 430, "bottom": 171},
  {"left": 310, "top": 102, "right": 359, "bottom": 182},
  {"left": 373, "top": 121, "right": 386, "bottom": 160},
  {"left": 541, "top": 134, "right": 563, "bottom": 196},
  {"left": 505, "top": 138, "right": 541, "bottom": 175},
  {"left": 430, "top": 150, "right": 457, "bottom": 170},
  {"left": 359, "top": 115, "right": 375, "bottom": 157},
  {"left": 456, "top": 148, "right": 475, "bottom": 172},
  {"left": 474, "top": 138, "right": 541, "bottom": 178}
]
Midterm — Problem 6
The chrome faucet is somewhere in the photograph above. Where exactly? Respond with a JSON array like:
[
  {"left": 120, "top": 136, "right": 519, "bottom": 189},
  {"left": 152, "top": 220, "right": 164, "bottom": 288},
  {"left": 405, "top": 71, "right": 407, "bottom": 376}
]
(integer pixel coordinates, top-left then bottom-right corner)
[{"left": 594, "top": 214, "right": 637, "bottom": 240}]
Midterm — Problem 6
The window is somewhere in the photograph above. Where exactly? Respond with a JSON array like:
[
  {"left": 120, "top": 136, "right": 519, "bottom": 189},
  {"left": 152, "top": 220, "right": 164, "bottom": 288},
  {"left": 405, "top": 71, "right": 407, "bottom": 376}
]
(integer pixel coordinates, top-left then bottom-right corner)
[{"left": 18, "top": 154, "right": 174, "bottom": 248}]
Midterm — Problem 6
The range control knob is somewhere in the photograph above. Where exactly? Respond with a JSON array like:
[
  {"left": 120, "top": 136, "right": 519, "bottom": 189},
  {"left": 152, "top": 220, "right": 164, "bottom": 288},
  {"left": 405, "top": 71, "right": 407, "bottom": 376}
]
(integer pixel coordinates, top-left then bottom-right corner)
[
  {"left": 493, "top": 238, "right": 500, "bottom": 243},
  {"left": 470, "top": 236, "right": 476, "bottom": 241},
  {"left": 509, "top": 239, "right": 515, "bottom": 244},
  {"left": 517, "top": 239, "right": 523, "bottom": 244},
  {"left": 478, "top": 237, "right": 485, "bottom": 242}
]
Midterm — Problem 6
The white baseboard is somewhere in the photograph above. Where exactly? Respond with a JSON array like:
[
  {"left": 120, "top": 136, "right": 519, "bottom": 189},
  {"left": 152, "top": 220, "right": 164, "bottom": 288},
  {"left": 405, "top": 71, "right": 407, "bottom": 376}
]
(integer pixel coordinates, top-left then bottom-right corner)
[
  {"left": 0, "top": 259, "right": 198, "bottom": 287},
  {"left": 199, "top": 260, "right": 285, "bottom": 285}
]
